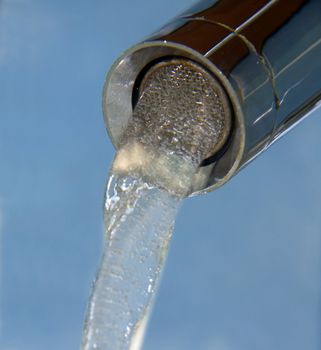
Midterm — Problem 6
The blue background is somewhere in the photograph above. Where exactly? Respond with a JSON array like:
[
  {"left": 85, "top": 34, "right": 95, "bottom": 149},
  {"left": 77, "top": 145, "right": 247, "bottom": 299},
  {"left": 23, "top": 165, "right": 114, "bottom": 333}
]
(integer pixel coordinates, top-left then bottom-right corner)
[{"left": 0, "top": 0, "right": 321, "bottom": 349}]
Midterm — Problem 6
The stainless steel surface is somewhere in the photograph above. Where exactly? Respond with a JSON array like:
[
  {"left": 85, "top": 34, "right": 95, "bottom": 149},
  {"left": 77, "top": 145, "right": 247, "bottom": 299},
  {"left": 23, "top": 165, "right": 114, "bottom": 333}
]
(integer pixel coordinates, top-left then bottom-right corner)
[{"left": 103, "top": 0, "right": 321, "bottom": 194}]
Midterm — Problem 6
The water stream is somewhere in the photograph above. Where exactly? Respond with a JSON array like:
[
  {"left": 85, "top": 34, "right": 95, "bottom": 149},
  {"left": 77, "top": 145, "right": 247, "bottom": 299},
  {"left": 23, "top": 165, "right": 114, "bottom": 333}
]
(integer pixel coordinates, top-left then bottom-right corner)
[
  {"left": 81, "top": 59, "right": 225, "bottom": 350},
  {"left": 81, "top": 144, "right": 195, "bottom": 350}
]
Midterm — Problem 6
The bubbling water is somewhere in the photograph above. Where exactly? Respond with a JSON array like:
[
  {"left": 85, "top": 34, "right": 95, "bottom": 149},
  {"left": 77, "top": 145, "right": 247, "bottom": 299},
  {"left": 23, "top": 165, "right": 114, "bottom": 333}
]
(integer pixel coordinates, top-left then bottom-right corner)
[
  {"left": 81, "top": 58, "right": 230, "bottom": 349},
  {"left": 81, "top": 147, "right": 194, "bottom": 350}
]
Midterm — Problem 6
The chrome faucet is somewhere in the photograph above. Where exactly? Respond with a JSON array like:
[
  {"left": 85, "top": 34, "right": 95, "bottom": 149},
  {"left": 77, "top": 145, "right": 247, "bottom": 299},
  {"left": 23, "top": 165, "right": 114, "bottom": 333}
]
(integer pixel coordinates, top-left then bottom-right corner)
[{"left": 103, "top": 0, "right": 321, "bottom": 195}]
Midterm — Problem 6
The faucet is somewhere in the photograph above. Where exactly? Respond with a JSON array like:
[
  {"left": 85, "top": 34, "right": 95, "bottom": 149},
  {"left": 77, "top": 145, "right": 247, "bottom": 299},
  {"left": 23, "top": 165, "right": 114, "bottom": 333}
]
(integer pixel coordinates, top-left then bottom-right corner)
[{"left": 102, "top": 0, "right": 321, "bottom": 195}]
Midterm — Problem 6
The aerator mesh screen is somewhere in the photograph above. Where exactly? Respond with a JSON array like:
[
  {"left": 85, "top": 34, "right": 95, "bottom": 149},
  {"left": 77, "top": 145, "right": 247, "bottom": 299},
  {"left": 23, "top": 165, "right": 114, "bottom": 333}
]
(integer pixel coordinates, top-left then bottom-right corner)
[{"left": 124, "top": 59, "right": 232, "bottom": 166}]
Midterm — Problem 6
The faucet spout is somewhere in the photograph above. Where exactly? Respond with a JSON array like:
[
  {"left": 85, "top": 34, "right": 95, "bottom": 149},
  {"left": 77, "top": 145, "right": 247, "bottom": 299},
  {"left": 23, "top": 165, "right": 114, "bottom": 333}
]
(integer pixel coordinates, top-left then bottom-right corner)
[{"left": 103, "top": 0, "right": 321, "bottom": 194}]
